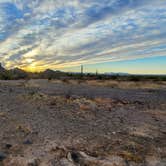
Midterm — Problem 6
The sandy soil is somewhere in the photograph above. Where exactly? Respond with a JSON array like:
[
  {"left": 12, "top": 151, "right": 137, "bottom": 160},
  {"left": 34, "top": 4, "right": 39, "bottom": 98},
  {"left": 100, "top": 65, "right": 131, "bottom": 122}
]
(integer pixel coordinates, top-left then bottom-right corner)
[{"left": 0, "top": 79, "right": 166, "bottom": 166}]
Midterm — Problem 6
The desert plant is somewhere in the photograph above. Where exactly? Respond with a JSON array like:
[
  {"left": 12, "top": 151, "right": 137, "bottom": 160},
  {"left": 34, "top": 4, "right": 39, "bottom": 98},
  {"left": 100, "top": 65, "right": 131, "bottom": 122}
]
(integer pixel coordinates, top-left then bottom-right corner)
[{"left": 62, "top": 78, "right": 70, "bottom": 84}]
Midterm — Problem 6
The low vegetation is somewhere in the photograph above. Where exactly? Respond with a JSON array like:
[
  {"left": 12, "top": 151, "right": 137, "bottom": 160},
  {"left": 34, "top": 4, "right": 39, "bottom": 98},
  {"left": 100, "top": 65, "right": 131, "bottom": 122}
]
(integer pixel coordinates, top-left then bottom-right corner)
[{"left": 0, "top": 64, "right": 166, "bottom": 81}]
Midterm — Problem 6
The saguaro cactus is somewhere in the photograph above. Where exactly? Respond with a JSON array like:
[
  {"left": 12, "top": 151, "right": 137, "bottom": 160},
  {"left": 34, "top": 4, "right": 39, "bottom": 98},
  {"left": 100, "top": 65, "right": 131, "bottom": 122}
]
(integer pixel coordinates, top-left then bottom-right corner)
[{"left": 81, "top": 65, "right": 83, "bottom": 76}]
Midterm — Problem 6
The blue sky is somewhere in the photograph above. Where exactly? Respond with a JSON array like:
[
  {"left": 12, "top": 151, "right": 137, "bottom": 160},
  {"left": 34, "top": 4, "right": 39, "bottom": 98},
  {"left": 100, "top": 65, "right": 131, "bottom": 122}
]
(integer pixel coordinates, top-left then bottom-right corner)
[
  {"left": 0, "top": 0, "right": 166, "bottom": 74},
  {"left": 63, "top": 56, "right": 166, "bottom": 74}
]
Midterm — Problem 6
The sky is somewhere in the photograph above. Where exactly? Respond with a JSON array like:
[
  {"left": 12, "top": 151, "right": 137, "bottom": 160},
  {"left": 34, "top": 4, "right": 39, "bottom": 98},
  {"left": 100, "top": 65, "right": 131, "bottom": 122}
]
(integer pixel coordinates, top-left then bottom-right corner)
[{"left": 0, "top": 0, "right": 166, "bottom": 74}]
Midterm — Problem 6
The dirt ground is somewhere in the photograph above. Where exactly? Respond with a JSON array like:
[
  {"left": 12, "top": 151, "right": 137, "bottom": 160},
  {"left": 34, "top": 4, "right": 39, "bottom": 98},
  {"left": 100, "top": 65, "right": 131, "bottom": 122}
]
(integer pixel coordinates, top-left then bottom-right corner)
[{"left": 0, "top": 79, "right": 166, "bottom": 166}]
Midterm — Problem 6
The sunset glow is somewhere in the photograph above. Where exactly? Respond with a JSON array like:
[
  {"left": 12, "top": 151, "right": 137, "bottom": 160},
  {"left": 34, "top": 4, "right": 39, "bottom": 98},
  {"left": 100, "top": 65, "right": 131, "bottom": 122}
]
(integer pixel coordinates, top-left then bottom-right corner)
[{"left": 0, "top": 0, "right": 166, "bottom": 74}]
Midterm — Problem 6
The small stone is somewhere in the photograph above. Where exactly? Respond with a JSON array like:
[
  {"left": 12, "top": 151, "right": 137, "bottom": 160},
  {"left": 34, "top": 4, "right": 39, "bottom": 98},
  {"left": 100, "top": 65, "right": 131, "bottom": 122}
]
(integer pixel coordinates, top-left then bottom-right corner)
[
  {"left": 27, "top": 158, "right": 40, "bottom": 166},
  {"left": 23, "top": 140, "right": 33, "bottom": 145},
  {"left": 60, "top": 158, "right": 75, "bottom": 166},
  {"left": 5, "top": 144, "right": 12, "bottom": 149},
  {"left": 0, "top": 152, "right": 7, "bottom": 161}
]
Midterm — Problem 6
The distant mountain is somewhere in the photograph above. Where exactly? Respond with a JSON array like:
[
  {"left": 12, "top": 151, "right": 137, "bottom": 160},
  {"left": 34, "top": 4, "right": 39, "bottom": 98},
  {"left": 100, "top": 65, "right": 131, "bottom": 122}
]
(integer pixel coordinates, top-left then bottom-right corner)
[
  {"left": 42, "top": 69, "right": 58, "bottom": 75},
  {"left": 0, "top": 63, "right": 9, "bottom": 79},
  {"left": 104, "top": 72, "right": 130, "bottom": 76},
  {"left": 10, "top": 67, "right": 26, "bottom": 74},
  {"left": 0, "top": 63, "right": 6, "bottom": 73},
  {"left": 9, "top": 67, "right": 28, "bottom": 79},
  {"left": 40, "top": 69, "right": 66, "bottom": 79}
]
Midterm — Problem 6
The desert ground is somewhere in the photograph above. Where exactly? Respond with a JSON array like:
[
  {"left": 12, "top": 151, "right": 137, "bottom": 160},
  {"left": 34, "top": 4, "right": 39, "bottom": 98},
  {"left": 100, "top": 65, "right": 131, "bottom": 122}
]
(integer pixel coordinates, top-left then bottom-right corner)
[{"left": 0, "top": 79, "right": 166, "bottom": 166}]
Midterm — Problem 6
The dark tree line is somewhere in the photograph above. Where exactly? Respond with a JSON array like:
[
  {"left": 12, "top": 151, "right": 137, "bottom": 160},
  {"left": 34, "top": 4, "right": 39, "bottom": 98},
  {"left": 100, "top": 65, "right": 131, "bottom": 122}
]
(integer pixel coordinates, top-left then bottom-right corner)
[{"left": 0, "top": 63, "right": 166, "bottom": 81}]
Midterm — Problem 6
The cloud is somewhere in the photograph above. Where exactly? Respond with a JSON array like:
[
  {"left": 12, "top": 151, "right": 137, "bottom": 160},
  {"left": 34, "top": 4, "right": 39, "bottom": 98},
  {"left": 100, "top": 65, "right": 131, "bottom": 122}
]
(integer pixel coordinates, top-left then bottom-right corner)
[{"left": 0, "top": 0, "right": 166, "bottom": 71}]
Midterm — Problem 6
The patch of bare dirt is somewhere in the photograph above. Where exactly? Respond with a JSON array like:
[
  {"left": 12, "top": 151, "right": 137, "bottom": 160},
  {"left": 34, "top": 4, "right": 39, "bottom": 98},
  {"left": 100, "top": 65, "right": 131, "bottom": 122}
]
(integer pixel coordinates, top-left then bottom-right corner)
[{"left": 0, "top": 80, "right": 165, "bottom": 166}]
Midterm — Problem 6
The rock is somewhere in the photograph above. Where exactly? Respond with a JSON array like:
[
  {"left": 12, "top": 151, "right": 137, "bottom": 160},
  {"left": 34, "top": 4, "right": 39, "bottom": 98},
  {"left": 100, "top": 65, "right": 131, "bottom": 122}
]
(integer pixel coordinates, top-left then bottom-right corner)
[
  {"left": 23, "top": 139, "right": 33, "bottom": 145},
  {"left": 112, "top": 131, "right": 116, "bottom": 135},
  {"left": 27, "top": 158, "right": 40, "bottom": 166},
  {"left": 5, "top": 144, "right": 12, "bottom": 149},
  {"left": 68, "top": 151, "right": 126, "bottom": 166},
  {"left": 60, "top": 158, "right": 76, "bottom": 166},
  {"left": 69, "top": 151, "right": 80, "bottom": 163},
  {"left": 0, "top": 152, "right": 7, "bottom": 161},
  {"left": 3, "top": 157, "right": 40, "bottom": 166}
]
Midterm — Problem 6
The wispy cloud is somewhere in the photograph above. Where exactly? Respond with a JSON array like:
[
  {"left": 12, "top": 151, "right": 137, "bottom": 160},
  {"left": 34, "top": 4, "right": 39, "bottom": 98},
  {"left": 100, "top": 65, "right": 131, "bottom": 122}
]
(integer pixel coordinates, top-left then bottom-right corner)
[{"left": 0, "top": 0, "right": 166, "bottom": 71}]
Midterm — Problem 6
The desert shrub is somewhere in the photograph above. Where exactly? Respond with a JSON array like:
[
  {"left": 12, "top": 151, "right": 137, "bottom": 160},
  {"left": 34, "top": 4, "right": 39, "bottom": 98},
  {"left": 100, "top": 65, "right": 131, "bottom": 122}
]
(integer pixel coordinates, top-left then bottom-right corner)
[
  {"left": 77, "top": 79, "right": 85, "bottom": 84},
  {"left": 48, "top": 77, "right": 53, "bottom": 81},
  {"left": 62, "top": 78, "right": 70, "bottom": 84},
  {"left": 97, "top": 75, "right": 103, "bottom": 80},
  {"left": 0, "top": 71, "right": 12, "bottom": 80},
  {"left": 155, "top": 76, "right": 166, "bottom": 81},
  {"left": 128, "top": 76, "right": 142, "bottom": 82},
  {"left": 161, "top": 76, "right": 166, "bottom": 81},
  {"left": 110, "top": 75, "right": 118, "bottom": 80}
]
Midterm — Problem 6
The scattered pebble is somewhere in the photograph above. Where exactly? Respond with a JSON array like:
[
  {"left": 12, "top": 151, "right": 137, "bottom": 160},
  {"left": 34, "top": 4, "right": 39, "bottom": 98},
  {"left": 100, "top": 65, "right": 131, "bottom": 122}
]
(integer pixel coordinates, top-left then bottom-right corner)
[
  {"left": 0, "top": 152, "right": 7, "bottom": 161},
  {"left": 23, "top": 140, "right": 33, "bottom": 145}
]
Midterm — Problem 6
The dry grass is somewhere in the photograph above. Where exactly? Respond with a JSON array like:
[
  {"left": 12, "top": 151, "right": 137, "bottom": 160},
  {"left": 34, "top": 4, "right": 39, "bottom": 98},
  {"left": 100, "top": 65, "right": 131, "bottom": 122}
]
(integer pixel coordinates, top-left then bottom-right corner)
[
  {"left": 143, "top": 110, "right": 166, "bottom": 121},
  {"left": 86, "top": 80, "right": 166, "bottom": 89},
  {"left": 145, "top": 110, "right": 166, "bottom": 116},
  {"left": 0, "top": 112, "right": 7, "bottom": 118},
  {"left": 94, "top": 97, "right": 112, "bottom": 105},
  {"left": 119, "top": 151, "right": 142, "bottom": 163},
  {"left": 79, "top": 104, "right": 91, "bottom": 111},
  {"left": 16, "top": 124, "right": 32, "bottom": 135}
]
